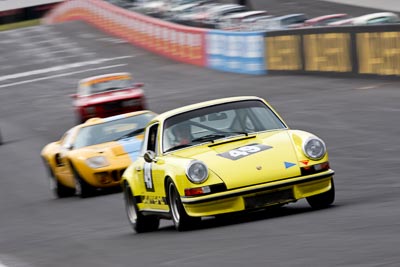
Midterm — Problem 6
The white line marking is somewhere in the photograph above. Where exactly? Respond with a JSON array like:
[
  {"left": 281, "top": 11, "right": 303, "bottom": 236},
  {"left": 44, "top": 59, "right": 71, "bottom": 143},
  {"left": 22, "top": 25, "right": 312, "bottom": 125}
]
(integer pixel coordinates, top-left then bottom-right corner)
[
  {"left": 0, "top": 64, "right": 127, "bottom": 88},
  {"left": 0, "top": 56, "right": 133, "bottom": 82}
]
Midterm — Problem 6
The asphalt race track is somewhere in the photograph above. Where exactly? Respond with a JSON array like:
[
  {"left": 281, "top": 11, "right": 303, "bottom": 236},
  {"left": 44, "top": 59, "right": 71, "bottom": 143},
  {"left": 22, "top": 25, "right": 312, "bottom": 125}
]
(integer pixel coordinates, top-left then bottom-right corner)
[{"left": 1, "top": 11, "right": 400, "bottom": 267}]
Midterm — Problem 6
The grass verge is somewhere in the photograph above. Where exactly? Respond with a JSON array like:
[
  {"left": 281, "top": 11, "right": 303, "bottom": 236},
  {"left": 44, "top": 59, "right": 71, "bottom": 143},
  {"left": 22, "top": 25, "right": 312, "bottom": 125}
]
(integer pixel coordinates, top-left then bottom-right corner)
[{"left": 0, "top": 19, "right": 41, "bottom": 31}]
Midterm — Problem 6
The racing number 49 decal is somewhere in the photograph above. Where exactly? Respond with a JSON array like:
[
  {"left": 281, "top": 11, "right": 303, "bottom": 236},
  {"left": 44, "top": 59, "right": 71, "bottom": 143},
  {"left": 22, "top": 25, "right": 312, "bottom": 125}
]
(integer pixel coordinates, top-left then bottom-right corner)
[
  {"left": 143, "top": 162, "right": 155, "bottom": 192},
  {"left": 218, "top": 143, "right": 272, "bottom": 160}
]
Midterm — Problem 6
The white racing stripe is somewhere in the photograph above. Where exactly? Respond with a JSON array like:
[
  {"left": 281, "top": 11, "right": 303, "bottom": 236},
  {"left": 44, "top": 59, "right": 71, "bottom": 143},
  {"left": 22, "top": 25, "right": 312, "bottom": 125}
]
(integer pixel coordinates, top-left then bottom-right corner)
[
  {"left": 0, "top": 56, "right": 133, "bottom": 82},
  {"left": 0, "top": 64, "right": 127, "bottom": 88}
]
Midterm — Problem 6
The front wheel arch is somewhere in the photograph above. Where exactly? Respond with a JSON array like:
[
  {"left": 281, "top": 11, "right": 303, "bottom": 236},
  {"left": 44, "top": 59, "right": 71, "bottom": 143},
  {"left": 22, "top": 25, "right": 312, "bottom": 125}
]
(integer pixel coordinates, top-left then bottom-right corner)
[
  {"left": 68, "top": 160, "right": 95, "bottom": 198},
  {"left": 165, "top": 177, "right": 200, "bottom": 231}
]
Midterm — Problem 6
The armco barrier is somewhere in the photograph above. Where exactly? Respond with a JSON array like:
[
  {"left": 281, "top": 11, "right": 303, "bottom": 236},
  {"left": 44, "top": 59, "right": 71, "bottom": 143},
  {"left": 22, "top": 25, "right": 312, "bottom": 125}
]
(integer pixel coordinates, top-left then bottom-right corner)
[
  {"left": 43, "top": 0, "right": 266, "bottom": 75},
  {"left": 265, "top": 25, "right": 400, "bottom": 77},
  {"left": 43, "top": 0, "right": 207, "bottom": 67},
  {"left": 206, "top": 30, "right": 266, "bottom": 75},
  {"left": 44, "top": 0, "right": 400, "bottom": 77}
]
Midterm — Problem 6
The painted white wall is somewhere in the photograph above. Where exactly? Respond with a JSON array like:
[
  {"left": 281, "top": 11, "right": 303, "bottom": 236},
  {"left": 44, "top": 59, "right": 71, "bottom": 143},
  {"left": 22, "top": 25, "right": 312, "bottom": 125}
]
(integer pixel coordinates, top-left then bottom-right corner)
[{"left": 0, "top": 0, "right": 64, "bottom": 12}]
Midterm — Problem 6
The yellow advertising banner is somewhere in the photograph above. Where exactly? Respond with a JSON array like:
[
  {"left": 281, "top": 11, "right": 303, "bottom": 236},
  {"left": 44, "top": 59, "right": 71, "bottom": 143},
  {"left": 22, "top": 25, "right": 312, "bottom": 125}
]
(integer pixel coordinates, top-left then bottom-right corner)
[
  {"left": 304, "top": 33, "right": 351, "bottom": 72},
  {"left": 266, "top": 35, "right": 301, "bottom": 70},
  {"left": 357, "top": 32, "right": 400, "bottom": 75}
]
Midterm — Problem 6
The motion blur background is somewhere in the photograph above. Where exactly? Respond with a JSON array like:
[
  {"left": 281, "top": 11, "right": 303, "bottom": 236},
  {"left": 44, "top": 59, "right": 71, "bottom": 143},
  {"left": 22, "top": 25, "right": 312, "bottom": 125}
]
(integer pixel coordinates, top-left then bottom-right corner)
[{"left": 1, "top": 1, "right": 400, "bottom": 267}]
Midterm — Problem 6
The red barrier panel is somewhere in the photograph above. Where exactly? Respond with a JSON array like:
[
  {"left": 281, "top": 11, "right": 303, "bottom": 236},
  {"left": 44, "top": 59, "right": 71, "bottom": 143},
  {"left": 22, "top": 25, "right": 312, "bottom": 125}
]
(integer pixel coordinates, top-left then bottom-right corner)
[{"left": 43, "top": 0, "right": 207, "bottom": 66}]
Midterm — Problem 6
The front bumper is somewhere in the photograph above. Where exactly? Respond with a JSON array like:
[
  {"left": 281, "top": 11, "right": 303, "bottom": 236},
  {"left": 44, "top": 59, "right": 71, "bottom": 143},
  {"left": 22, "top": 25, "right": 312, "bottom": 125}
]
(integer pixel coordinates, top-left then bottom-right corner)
[{"left": 181, "top": 170, "right": 334, "bottom": 217}]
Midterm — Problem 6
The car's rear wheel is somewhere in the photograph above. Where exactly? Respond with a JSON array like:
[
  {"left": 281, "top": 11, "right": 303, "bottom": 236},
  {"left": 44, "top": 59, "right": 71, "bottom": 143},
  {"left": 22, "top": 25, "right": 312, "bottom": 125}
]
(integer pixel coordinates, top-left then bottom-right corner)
[
  {"left": 306, "top": 179, "right": 335, "bottom": 209},
  {"left": 123, "top": 182, "right": 159, "bottom": 233},
  {"left": 167, "top": 180, "right": 200, "bottom": 231}
]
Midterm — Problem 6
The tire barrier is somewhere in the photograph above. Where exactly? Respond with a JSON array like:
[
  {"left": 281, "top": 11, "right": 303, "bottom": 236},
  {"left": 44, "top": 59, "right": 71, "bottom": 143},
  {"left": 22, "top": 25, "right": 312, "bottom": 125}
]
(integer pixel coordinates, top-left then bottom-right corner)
[{"left": 44, "top": 0, "right": 400, "bottom": 77}]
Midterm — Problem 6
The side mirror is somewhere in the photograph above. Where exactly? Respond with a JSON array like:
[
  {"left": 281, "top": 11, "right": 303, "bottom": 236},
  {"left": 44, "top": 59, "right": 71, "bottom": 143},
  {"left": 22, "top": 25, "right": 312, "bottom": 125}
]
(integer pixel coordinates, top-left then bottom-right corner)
[
  {"left": 64, "top": 144, "right": 73, "bottom": 150},
  {"left": 144, "top": 150, "right": 156, "bottom": 163},
  {"left": 134, "top": 82, "right": 144, "bottom": 88},
  {"left": 70, "top": 93, "right": 78, "bottom": 99}
]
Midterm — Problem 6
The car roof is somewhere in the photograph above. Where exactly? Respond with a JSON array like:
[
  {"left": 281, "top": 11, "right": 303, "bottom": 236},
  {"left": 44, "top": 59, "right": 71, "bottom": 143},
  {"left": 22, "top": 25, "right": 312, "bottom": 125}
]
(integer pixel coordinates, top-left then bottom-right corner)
[
  {"left": 208, "top": 4, "right": 243, "bottom": 12},
  {"left": 79, "top": 110, "right": 154, "bottom": 127},
  {"left": 153, "top": 96, "right": 264, "bottom": 122},
  {"left": 306, "top": 13, "right": 348, "bottom": 23},
  {"left": 222, "top": 10, "right": 268, "bottom": 19},
  {"left": 79, "top": 72, "right": 132, "bottom": 84},
  {"left": 273, "top": 13, "right": 306, "bottom": 20},
  {"left": 328, "top": 18, "right": 354, "bottom": 26},
  {"left": 352, "top": 12, "right": 399, "bottom": 24}
]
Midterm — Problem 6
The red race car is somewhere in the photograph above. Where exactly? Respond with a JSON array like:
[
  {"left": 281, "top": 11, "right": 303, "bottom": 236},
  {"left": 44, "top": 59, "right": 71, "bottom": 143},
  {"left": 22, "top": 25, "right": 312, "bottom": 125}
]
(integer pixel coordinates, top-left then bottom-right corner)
[{"left": 71, "top": 72, "right": 146, "bottom": 123}]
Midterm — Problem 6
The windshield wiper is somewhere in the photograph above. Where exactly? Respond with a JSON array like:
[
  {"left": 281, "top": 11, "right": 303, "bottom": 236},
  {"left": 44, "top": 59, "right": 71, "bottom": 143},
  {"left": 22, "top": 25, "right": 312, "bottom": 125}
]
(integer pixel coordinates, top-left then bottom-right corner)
[
  {"left": 191, "top": 134, "right": 227, "bottom": 143},
  {"left": 115, "top": 128, "right": 145, "bottom": 141},
  {"left": 165, "top": 144, "right": 192, "bottom": 153}
]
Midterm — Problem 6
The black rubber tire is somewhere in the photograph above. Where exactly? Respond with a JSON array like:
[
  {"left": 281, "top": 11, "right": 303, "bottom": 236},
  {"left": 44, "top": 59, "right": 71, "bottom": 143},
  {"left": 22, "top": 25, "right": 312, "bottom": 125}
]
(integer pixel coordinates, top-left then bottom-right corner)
[
  {"left": 53, "top": 177, "right": 75, "bottom": 198},
  {"left": 123, "top": 182, "right": 159, "bottom": 233},
  {"left": 43, "top": 159, "right": 74, "bottom": 198},
  {"left": 167, "top": 179, "right": 200, "bottom": 231},
  {"left": 71, "top": 164, "right": 94, "bottom": 198},
  {"left": 306, "top": 179, "right": 335, "bottom": 209}
]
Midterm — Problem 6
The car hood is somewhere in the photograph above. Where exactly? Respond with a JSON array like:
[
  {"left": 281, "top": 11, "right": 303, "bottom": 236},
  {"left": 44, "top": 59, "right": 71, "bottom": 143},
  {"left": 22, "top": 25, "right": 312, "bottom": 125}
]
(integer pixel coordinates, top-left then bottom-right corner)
[
  {"left": 77, "top": 135, "right": 143, "bottom": 162},
  {"left": 77, "top": 88, "right": 143, "bottom": 106},
  {"left": 174, "top": 131, "right": 301, "bottom": 189}
]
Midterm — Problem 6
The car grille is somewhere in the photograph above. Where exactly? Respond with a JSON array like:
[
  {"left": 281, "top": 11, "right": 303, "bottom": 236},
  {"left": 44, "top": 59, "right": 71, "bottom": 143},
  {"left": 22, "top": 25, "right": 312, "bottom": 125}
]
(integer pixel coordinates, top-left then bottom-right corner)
[
  {"left": 244, "top": 189, "right": 295, "bottom": 209},
  {"left": 111, "top": 168, "right": 127, "bottom": 182},
  {"left": 103, "top": 101, "right": 123, "bottom": 111}
]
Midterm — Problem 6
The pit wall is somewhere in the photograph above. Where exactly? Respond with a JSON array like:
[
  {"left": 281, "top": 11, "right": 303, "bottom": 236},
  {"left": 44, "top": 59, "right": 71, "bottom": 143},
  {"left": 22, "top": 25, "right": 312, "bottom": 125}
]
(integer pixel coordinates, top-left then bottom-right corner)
[{"left": 44, "top": 0, "right": 400, "bottom": 77}]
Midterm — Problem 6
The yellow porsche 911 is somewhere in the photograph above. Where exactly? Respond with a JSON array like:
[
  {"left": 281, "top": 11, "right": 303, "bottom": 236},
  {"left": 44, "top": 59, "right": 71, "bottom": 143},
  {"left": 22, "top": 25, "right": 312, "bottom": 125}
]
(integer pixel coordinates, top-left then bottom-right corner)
[
  {"left": 122, "top": 96, "right": 335, "bottom": 232},
  {"left": 41, "top": 110, "right": 156, "bottom": 198}
]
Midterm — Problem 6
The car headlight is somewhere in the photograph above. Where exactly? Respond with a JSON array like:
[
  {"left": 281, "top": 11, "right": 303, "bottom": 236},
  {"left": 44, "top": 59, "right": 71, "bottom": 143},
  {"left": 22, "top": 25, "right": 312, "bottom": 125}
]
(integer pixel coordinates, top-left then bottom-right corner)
[
  {"left": 303, "top": 137, "right": 326, "bottom": 160},
  {"left": 84, "top": 106, "right": 96, "bottom": 114},
  {"left": 122, "top": 99, "right": 140, "bottom": 107},
  {"left": 86, "top": 156, "right": 109, "bottom": 169},
  {"left": 186, "top": 160, "right": 208, "bottom": 184}
]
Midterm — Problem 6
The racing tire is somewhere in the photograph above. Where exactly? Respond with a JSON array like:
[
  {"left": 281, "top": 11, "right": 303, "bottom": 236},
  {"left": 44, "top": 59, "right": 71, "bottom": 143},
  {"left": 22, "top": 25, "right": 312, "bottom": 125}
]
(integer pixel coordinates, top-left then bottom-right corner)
[
  {"left": 71, "top": 164, "right": 94, "bottom": 198},
  {"left": 167, "top": 179, "right": 200, "bottom": 231},
  {"left": 43, "top": 159, "right": 74, "bottom": 198},
  {"left": 123, "top": 182, "right": 160, "bottom": 233},
  {"left": 306, "top": 179, "right": 335, "bottom": 209},
  {"left": 52, "top": 177, "right": 75, "bottom": 198}
]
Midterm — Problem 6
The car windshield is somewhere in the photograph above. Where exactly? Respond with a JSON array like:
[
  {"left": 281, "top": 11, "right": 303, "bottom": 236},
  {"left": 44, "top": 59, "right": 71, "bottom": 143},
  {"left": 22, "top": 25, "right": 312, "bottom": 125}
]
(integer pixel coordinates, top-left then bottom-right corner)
[
  {"left": 73, "top": 112, "right": 155, "bottom": 149},
  {"left": 163, "top": 100, "right": 286, "bottom": 152},
  {"left": 80, "top": 75, "right": 135, "bottom": 95}
]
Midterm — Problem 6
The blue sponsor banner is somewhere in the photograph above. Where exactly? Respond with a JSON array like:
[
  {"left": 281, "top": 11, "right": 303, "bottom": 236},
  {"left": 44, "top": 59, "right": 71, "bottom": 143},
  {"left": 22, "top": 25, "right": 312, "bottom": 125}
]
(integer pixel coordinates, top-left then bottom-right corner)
[{"left": 206, "top": 30, "right": 266, "bottom": 75}]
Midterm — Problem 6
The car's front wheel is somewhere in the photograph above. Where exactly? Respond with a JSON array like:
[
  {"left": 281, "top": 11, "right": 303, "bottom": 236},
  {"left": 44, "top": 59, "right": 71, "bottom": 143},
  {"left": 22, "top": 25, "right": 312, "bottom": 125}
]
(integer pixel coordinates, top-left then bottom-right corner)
[
  {"left": 71, "top": 164, "right": 94, "bottom": 198},
  {"left": 306, "top": 179, "right": 335, "bottom": 209},
  {"left": 167, "top": 179, "right": 200, "bottom": 231},
  {"left": 51, "top": 177, "right": 75, "bottom": 198},
  {"left": 43, "top": 159, "right": 74, "bottom": 198},
  {"left": 123, "top": 182, "right": 159, "bottom": 233}
]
